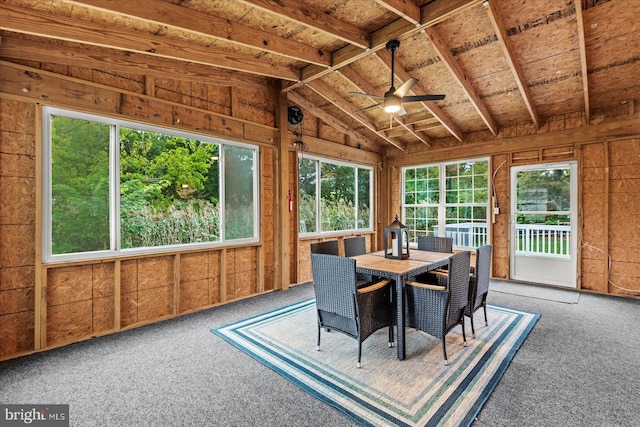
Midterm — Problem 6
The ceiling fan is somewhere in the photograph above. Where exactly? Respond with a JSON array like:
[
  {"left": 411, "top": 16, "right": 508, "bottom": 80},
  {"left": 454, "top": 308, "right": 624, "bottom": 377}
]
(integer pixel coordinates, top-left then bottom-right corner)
[{"left": 351, "top": 39, "right": 445, "bottom": 115}]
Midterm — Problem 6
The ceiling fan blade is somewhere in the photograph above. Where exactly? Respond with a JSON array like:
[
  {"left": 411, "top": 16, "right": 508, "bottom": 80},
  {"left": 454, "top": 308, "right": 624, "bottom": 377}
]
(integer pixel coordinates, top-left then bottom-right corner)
[
  {"left": 350, "top": 92, "right": 385, "bottom": 100},
  {"left": 401, "top": 94, "right": 446, "bottom": 102},
  {"left": 398, "top": 106, "right": 407, "bottom": 116},
  {"left": 353, "top": 103, "right": 381, "bottom": 113},
  {"left": 394, "top": 78, "right": 418, "bottom": 98}
]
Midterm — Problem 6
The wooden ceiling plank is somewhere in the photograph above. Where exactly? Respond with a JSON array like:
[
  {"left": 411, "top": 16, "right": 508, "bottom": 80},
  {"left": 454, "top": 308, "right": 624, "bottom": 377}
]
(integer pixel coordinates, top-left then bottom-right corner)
[
  {"left": 62, "top": 0, "right": 332, "bottom": 67},
  {"left": 307, "top": 80, "right": 406, "bottom": 151},
  {"left": 375, "top": 48, "right": 464, "bottom": 141},
  {"left": 423, "top": 27, "right": 498, "bottom": 135},
  {"left": 0, "top": 35, "right": 271, "bottom": 90},
  {"left": 286, "top": 91, "right": 378, "bottom": 152},
  {"left": 339, "top": 63, "right": 430, "bottom": 146},
  {"left": 371, "top": 0, "right": 484, "bottom": 47},
  {"left": 403, "top": 111, "right": 438, "bottom": 125},
  {"left": 413, "top": 121, "right": 443, "bottom": 132},
  {"left": 392, "top": 116, "right": 431, "bottom": 146},
  {"left": 486, "top": 0, "right": 541, "bottom": 129},
  {"left": 0, "top": 4, "right": 298, "bottom": 81},
  {"left": 374, "top": 0, "right": 421, "bottom": 25},
  {"left": 238, "top": 0, "right": 369, "bottom": 49},
  {"left": 573, "top": 0, "right": 591, "bottom": 123},
  {"left": 286, "top": 0, "right": 483, "bottom": 92}
]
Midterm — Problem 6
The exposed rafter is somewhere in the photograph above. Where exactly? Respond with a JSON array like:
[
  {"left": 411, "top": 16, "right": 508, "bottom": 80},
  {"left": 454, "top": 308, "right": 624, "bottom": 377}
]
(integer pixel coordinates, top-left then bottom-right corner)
[
  {"left": 423, "top": 27, "right": 498, "bottom": 136},
  {"left": 573, "top": 0, "right": 591, "bottom": 123},
  {"left": 0, "top": 3, "right": 299, "bottom": 81},
  {"left": 238, "top": 0, "right": 369, "bottom": 49},
  {"left": 306, "top": 80, "right": 406, "bottom": 151},
  {"left": 286, "top": 91, "right": 378, "bottom": 151},
  {"left": 375, "top": 48, "right": 464, "bottom": 141},
  {"left": 374, "top": 0, "right": 421, "bottom": 25},
  {"left": 485, "top": 0, "right": 541, "bottom": 129},
  {"left": 338, "top": 63, "right": 431, "bottom": 146},
  {"left": 0, "top": 35, "right": 271, "bottom": 90},
  {"left": 284, "top": 0, "right": 484, "bottom": 91},
  {"left": 62, "top": 0, "right": 332, "bottom": 67}
]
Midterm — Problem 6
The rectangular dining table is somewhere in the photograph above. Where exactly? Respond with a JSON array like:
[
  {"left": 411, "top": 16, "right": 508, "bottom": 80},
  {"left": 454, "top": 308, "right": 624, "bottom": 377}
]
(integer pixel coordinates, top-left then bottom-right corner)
[{"left": 351, "top": 250, "right": 453, "bottom": 360}]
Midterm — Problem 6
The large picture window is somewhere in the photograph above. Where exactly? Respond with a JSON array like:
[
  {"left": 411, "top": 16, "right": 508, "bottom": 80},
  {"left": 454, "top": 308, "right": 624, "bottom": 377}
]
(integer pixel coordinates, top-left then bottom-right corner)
[
  {"left": 299, "top": 155, "right": 372, "bottom": 235},
  {"left": 43, "top": 107, "right": 259, "bottom": 262},
  {"left": 402, "top": 158, "right": 489, "bottom": 248}
]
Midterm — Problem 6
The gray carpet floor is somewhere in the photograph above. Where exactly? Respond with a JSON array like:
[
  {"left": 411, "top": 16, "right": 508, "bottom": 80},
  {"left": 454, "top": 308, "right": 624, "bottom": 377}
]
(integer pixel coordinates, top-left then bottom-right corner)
[{"left": 1, "top": 281, "right": 639, "bottom": 426}]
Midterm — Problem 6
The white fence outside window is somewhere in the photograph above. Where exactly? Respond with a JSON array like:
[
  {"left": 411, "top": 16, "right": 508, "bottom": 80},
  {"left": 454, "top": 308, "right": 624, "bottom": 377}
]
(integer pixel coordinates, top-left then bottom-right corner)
[{"left": 435, "top": 223, "right": 571, "bottom": 258}]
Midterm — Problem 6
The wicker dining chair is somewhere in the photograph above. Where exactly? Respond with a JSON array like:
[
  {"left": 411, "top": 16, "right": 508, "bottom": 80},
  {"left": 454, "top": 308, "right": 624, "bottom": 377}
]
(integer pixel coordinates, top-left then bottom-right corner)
[
  {"left": 404, "top": 250, "right": 471, "bottom": 365},
  {"left": 414, "top": 236, "right": 454, "bottom": 279},
  {"left": 343, "top": 236, "right": 373, "bottom": 286},
  {"left": 417, "top": 236, "right": 453, "bottom": 253},
  {"left": 466, "top": 244, "right": 493, "bottom": 337},
  {"left": 343, "top": 236, "right": 366, "bottom": 257},
  {"left": 310, "top": 240, "right": 339, "bottom": 255},
  {"left": 310, "top": 253, "right": 394, "bottom": 368}
]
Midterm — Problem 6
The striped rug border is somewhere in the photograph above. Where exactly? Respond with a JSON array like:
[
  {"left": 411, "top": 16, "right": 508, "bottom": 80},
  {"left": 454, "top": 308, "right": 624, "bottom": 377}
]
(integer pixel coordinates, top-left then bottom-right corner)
[{"left": 212, "top": 299, "right": 539, "bottom": 426}]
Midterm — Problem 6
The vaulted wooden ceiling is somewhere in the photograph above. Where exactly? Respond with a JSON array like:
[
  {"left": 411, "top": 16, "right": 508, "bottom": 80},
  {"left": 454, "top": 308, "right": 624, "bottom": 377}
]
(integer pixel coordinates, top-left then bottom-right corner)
[{"left": 1, "top": 0, "right": 639, "bottom": 152}]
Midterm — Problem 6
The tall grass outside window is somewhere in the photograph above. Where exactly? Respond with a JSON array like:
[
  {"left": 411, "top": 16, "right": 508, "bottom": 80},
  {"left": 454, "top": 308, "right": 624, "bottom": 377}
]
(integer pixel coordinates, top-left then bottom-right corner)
[
  {"left": 43, "top": 107, "right": 258, "bottom": 263},
  {"left": 298, "top": 155, "right": 372, "bottom": 235}
]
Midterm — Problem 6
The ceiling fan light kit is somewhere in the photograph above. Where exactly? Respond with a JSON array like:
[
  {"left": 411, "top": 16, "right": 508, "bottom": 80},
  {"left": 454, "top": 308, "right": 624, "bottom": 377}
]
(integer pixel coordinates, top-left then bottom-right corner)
[{"left": 350, "top": 39, "right": 445, "bottom": 115}]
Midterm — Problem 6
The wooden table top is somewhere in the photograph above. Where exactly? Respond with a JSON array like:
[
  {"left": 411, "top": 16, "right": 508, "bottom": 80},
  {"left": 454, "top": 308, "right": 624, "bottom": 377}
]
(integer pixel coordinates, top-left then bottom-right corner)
[{"left": 351, "top": 250, "right": 451, "bottom": 275}]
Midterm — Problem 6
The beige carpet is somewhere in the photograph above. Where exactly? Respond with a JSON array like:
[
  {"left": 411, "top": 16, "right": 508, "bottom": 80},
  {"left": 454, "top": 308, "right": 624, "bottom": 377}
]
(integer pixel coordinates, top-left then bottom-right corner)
[{"left": 213, "top": 299, "right": 539, "bottom": 426}]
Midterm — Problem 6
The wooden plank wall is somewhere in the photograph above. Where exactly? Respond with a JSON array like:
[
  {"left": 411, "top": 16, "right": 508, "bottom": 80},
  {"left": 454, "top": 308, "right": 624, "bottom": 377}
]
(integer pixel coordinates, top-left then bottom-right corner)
[
  {"left": 385, "top": 107, "right": 640, "bottom": 299},
  {"left": 0, "top": 59, "right": 278, "bottom": 360}
]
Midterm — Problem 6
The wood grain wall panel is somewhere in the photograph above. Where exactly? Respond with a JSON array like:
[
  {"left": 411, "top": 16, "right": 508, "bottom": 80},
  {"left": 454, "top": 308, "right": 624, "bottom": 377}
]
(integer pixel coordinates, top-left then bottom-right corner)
[
  {"left": 47, "top": 300, "right": 92, "bottom": 346},
  {"left": 491, "top": 154, "right": 509, "bottom": 279},
  {"left": 606, "top": 138, "right": 640, "bottom": 295},
  {"left": 179, "top": 279, "right": 209, "bottom": 313},
  {"left": 92, "top": 296, "right": 114, "bottom": 334},
  {"left": 137, "top": 285, "right": 174, "bottom": 323},
  {"left": 0, "top": 311, "right": 35, "bottom": 356},
  {"left": 134, "top": 257, "right": 175, "bottom": 322},
  {"left": 180, "top": 253, "right": 209, "bottom": 283},
  {"left": 208, "top": 251, "right": 221, "bottom": 305},
  {"left": 47, "top": 265, "right": 93, "bottom": 306},
  {"left": 580, "top": 142, "right": 608, "bottom": 290}
]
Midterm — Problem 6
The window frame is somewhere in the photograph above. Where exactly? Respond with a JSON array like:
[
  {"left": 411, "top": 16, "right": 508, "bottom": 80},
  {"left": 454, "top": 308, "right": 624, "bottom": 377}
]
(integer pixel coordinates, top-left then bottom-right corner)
[
  {"left": 42, "top": 106, "right": 259, "bottom": 263},
  {"left": 401, "top": 157, "right": 490, "bottom": 249},
  {"left": 298, "top": 154, "right": 374, "bottom": 237}
]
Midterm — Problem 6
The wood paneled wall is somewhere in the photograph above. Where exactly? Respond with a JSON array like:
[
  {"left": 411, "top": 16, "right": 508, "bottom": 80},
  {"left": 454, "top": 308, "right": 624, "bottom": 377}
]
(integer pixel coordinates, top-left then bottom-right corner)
[
  {"left": 0, "top": 60, "right": 279, "bottom": 360},
  {"left": 385, "top": 111, "right": 640, "bottom": 299}
]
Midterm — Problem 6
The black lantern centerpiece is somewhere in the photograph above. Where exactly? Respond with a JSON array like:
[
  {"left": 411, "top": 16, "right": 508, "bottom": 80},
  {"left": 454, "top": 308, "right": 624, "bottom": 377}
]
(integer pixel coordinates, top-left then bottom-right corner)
[{"left": 384, "top": 215, "right": 409, "bottom": 260}]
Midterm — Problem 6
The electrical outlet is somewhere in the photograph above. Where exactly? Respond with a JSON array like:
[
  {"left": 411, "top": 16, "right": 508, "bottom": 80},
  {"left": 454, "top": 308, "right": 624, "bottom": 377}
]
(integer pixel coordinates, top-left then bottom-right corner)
[{"left": 493, "top": 207, "right": 500, "bottom": 215}]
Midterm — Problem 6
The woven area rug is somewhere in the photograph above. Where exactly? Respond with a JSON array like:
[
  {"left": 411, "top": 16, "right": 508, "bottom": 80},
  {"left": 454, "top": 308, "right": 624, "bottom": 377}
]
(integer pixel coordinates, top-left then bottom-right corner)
[{"left": 212, "top": 299, "right": 539, "bottom": 427}]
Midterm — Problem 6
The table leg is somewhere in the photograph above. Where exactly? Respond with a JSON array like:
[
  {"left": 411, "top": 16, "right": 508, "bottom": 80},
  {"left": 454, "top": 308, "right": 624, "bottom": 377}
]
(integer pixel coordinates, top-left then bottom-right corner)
[{"left": 395, "top": 274, "right": 405, "bottom": 360}]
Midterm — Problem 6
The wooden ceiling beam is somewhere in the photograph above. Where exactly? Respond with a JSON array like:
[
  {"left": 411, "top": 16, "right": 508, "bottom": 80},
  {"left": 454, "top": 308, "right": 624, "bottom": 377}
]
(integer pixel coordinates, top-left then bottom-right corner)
[
  {"left": 283, "top": 0, "right": 483, "bottom": 92},
  {"left": 61, "top": 0, "right": 332, "bottom": 68},
  {"left": 485, "top": 0, "right": 541, "bottom": 129},
  {"left": 306, "top": 80, "right": 406, "bottom": 151},
  {"left": 403, "top": 112, "right": 439, "bottom": 125},
  {"left": 422, "top": 27, "right": 498, "bottom": 136},
  {"left": 0, "top": 3, "right": 299, "bottom": 81},
  {"left": 238, "top": 0, "right": 369, "bottom": 49},
  {"left": 380, "top": 121, "right": 432, "bottom": 143},
  {"left": 286, "top": 91, "right": 379, "bottom": 152},
  {"left": 0, "top": 35, "right": 271, "bottom": 90},
  {"left": 338, "top": 63, "right": 431, "bottom": 146},
  {"left": 374, "top": 0, "right": 421, "bottom": 25},
  {"left": 375, "top": 48, "right": 464, "bottom": 141},
  {"left": 573, "top": 0, "right": 591, "bottom": 123}
]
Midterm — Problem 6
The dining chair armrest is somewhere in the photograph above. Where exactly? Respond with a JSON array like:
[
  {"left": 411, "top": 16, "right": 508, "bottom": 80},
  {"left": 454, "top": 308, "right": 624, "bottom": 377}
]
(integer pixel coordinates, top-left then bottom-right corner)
[
  {"left": 405, "top": 281, "right": 446, "bottom": 291},
  {"left": 357, "top": 279, "right": 391, "bottom": 294}
]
